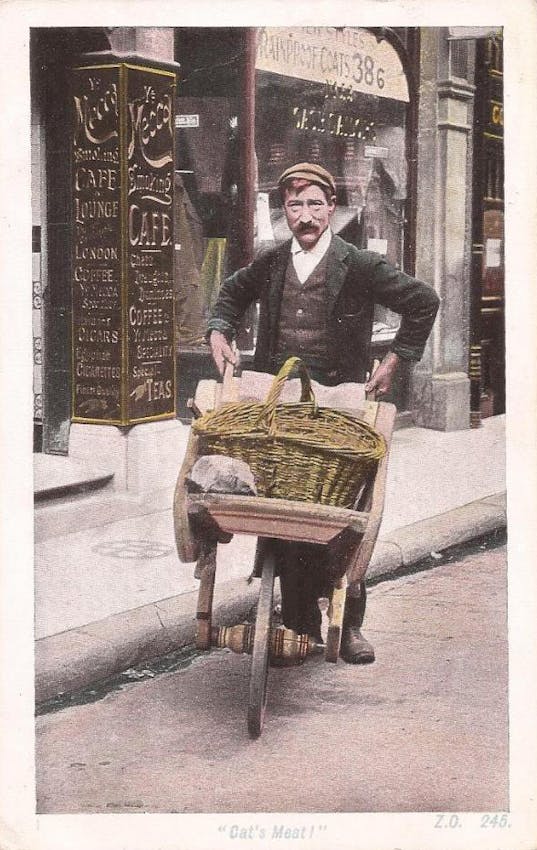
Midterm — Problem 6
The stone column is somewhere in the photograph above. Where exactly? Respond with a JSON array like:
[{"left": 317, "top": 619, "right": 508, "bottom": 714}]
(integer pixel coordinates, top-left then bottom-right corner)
[
  {"left": 104, "top": 27, "right": 175, "bottom": 63},
  {"left": 411, "top": 29, "right": 475, "bottom": 431}
]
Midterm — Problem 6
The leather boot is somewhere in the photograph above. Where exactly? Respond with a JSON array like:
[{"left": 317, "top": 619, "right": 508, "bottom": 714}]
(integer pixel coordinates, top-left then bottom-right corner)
[{"left": 339, "top": 583, "right": 375, "bottom": 664}]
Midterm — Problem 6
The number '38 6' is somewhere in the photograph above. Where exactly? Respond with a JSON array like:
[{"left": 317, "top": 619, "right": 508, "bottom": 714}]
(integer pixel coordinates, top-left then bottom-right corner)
[{"left": 352, "top": 53, "right": 385, "bottom": 89}]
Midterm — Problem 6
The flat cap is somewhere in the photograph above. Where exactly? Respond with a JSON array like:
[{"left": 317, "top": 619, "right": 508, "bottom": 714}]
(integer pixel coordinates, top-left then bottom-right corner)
[{"left": 278, "top": 162, "right": 336, "bottom": 196}]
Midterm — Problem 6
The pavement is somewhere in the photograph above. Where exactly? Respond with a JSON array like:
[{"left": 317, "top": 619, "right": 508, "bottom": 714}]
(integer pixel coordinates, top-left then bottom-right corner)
[{"left": 34, "top": 414, "right": 506, "bottom": 705}]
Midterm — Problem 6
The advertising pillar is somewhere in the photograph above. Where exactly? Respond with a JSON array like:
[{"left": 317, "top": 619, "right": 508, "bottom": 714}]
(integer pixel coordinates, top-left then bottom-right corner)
[{"left": 72, "top": 62, "right": 176, "bottom": 425}]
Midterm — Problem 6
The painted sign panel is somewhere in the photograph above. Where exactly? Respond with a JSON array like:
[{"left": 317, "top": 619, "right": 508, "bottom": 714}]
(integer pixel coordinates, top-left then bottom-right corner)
[
  {"left": 256, "top": 27, "right": 409, "bottom": 102},
  {"left": 126, "top": 67, "right": 175, "bottom": 422},
  {"left": 72, "top": 66, "right": 122, "bottom": 422},
  {"left": 71, "top": 64, "right": 176, "bottom": 425}
]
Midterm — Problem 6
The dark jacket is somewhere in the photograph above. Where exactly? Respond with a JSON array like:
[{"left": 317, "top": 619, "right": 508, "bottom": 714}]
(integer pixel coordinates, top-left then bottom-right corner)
[{"left": 207, "top": 234, "right": 440, "bottom": 382}]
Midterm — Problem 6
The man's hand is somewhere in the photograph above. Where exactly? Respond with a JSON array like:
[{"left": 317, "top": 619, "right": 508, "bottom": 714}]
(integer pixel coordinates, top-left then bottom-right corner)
[
  {"left": 209, "top": 330, "right": 237, "bottom": 376},
  {"left": 364, "top": 351, "right": 400, "bottom": 396}
]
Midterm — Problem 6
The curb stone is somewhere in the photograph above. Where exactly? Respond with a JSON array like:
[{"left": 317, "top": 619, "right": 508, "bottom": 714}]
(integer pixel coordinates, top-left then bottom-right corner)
[{"left": 35, "top": 492, "right": 506, "bottom": 704}]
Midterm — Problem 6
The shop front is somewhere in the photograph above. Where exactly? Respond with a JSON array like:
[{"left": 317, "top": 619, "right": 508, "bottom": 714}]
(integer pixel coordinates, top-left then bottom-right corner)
[
  {"left": 172, "top": 26, "right": 419, "bottom": 417},
  {"left": 32, "top": 26, "right": 489, "bottom": 473}
]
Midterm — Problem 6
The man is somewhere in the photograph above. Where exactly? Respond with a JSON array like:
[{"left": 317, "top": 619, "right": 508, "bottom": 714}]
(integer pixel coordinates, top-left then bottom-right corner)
[{"left": 207, "top": 162, "right": 439, "bottom": 663}]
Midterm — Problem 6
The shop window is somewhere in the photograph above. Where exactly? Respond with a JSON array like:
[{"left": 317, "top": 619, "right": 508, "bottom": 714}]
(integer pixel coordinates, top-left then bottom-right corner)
[
  {"left": 449, "top": 39, "right": 469, "bottom": 80},
  {"left": 173, "top": 29, "right": 243, "bottom": 350},
  {"left": 254, "top": 26, "right": 411, "bottom": 345},
  {"left": 173, "top": 27, "right": 413, "bottom": 360}
]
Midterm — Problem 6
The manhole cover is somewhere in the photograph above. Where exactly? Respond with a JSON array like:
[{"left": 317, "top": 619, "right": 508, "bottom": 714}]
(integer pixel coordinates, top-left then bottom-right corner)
[{"left": 91, "top": 539, "right": 174, "bottom": 559}]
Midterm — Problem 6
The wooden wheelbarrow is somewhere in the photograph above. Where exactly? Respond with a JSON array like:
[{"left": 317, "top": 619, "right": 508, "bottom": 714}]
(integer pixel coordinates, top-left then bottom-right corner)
[{"left": 173, "top": 365, "right": 396, "bottom": 738}]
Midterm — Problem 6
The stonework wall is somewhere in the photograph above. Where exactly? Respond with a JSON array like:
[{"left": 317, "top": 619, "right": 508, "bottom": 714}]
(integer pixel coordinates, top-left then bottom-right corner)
[
  {"left": 411, "top": 28, "right": 475, "bottom": 430},
  {"left": 105, "top": 28, "right": 175, "bottom": 62}
]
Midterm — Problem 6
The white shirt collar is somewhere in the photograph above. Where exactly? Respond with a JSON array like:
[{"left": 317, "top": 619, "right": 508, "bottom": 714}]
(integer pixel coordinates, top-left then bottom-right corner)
[{"left": 290, "top": 227, "right": 332, "bottom": 257}]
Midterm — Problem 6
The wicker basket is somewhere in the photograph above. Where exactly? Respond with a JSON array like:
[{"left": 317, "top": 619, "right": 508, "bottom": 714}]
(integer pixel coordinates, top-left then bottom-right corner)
[{"left": 192, "top": 357, "right": 386, "bottom": 508}]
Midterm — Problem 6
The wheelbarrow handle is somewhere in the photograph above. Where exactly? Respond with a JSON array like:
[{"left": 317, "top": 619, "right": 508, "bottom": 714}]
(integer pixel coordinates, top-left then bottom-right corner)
[
  {"left": 222, "top": 341, "right": 238, "bottom": 403},
  {"left": 365, "top": 359, "right": 381, "bottom": 402}
]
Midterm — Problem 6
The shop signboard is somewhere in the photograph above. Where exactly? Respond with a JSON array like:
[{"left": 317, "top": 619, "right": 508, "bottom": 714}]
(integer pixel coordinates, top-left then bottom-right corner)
[
  {"left": 256, "top": 27, "right": 409, "bottom": 102},
  {"left": 72, "top": 63, "right": 176, "bottom": 424}
]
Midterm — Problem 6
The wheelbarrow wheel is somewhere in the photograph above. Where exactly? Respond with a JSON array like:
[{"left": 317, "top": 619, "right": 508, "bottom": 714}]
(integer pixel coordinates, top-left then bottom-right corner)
[{"left": 247, "top": 542, "right": 275, "bottom": 739}]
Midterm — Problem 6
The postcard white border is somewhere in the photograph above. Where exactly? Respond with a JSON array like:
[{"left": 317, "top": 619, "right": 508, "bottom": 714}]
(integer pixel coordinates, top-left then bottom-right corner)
[{"left": 1, "top": 1, "right": 536, "bottom": 848}]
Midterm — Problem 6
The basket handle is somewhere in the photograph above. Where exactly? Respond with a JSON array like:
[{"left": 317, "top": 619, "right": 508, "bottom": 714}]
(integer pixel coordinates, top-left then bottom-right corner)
[{"left": 260, "top": 357, "right": 318, "bottom": 434}]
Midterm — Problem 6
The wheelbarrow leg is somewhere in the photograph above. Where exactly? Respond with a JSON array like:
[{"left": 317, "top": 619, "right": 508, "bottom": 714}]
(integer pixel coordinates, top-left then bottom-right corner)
[
  {"left": 247, "top": 538, "right": 275, "bottom": 739},
  {"left": 325, "top": 573, "right": 348, "bottom": 663},
  {"left": 195, "top": 540, "right": 217, "bottom": 650}
]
